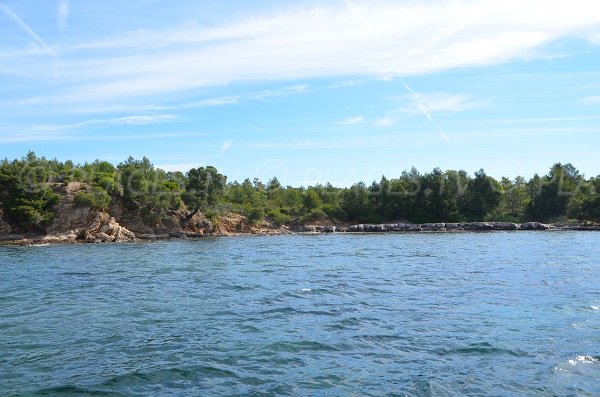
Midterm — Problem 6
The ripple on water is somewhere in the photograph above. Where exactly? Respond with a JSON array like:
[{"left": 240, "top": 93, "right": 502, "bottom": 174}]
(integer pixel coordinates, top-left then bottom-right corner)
[
  {"left": 264, "top": 340, "right": 340, "bottom": 353},
  {"left": 2, "top": 233, "right": 600, "bottom": 396},
  {"left": 434, "top": 342, "right": 530, "bottom": 357}
]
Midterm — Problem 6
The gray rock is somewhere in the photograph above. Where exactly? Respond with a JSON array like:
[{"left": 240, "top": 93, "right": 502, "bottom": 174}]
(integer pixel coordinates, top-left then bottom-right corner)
[
  {"left": 520, "top": 222, "right": 550, "bottom": 230},
  {"left": 489, "top": 222, "right": 519, "bottom": 230}
]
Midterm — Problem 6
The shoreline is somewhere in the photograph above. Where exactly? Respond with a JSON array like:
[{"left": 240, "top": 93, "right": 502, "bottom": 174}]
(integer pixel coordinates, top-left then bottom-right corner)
[{"left": 1, "top": 221, "right": 599, "bottom": 246}]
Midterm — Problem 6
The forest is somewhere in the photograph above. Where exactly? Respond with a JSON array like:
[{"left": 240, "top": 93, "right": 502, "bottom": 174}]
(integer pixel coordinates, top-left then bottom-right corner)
[{"left": 1, "top": 152, "right": 599, "bottom": 232}]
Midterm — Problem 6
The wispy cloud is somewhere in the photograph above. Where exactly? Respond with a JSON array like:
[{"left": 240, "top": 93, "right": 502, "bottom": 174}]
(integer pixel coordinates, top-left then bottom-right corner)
[
  {"left": 57, "top": 0, "right": 69, "bottom": 33},
  {"left": 398, "top": 92, "right": 485, "bottom": 114},
  {"left": 581, "top": 96, "right": 600, "bottom": 104},
  {"left": 31, "top": 114, "right": 177, "bottom": 132},
  {"left": 374, "top": 116, "right": 394, "bottom": 127},
  {"left": 0, "top": 2, "right": 57, "bottom": 57},
  {"left": 327, "top": 80, "right": 364, "bottom": 89},
  {"left": 336, "top": 116, "right": 364, "bottom": 125},
  {"left": 7, "top": 0, "right": 600, "bottom": 104},
  {"left": 252, "top": 84, "right": 309, "bottom": 100},
  {"left": 0, "top": 130, "right": 199, "bottom": 144},
  {"left": 182, "top": 96, "right": 239, "bottom": 108},
  {"left": 219, "top": 139, "right": 233, "bottom": 155},
  {"left": 400, "top": 81, "right": 449, "bottom": 141}
]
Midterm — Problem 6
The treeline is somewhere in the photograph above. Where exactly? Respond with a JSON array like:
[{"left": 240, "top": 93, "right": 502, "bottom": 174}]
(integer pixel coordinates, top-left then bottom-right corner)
[{"left": 1, "top": 152, "right": 599, "bottom": 232}]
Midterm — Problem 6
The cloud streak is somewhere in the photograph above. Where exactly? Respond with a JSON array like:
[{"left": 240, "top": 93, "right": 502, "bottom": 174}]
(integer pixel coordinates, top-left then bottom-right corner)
[
  {"left": 581, "top": 96, "right": 600, "bottom": 104},
  {"left": 336, "top": 116, "right": 364, "bottom": 125},
  {"left": 31, "top": 114, "right": 177, "bottom": 132},
  {"left": 0, "top": 2, "right": 57, "bottom": 57},
  {"left": 5, "top": 0, "right": 600, "bottom": 104},
  {"left": 219, "top": 139, "right": 233, "bottom": 155},
  {"left": 397, "top": 92, "right": 485, "bottom": 114},
  {"left": 57, "top": 0, "right": 69, "bottom": 33},
  {"left": 400, "top": 80, "right": 449, "bottom": 141}
]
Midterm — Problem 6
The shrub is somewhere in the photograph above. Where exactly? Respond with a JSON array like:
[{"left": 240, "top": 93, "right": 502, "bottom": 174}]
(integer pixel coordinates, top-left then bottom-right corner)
[
  {"left": 247, "top": 207, "right": 265, "bottom": 225},
  {"left": 300, "top": 208, "right": 327, "bottom": 223},
  {"left": 268, "top": 209, "right": 291, "bottom": 226},
  {"left": 73, "top": 187, "right": 111, "bottom": 210},
  {"left": 96, "top": 176, "right": 117, "bottom": 192},
  {"left": 322, "top": 204, "right": 347, "bottom": 221}
]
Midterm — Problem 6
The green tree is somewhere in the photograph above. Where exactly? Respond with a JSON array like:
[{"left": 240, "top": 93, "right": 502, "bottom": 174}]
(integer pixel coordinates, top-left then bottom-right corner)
[
  {"left": 182, "top": 166, "right": 226, "bottom": 219},
  {"left": 303, "top": 190, "right": 323, "bottom": 211},
  {"left": 463, "top": 169, "right": 501, "bottom": 221}
]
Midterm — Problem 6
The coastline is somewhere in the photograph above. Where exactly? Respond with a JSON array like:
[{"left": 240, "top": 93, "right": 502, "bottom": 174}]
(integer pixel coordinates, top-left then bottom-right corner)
[{"left": 2, "top": 221, "right": 599, "bottom": 246}]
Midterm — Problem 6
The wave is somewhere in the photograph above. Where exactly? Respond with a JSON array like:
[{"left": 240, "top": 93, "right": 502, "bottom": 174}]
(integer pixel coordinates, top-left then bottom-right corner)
[
  {"left": 434, "top": 342, "right": 529, "bottom": 357},
  {"left": 32, "top": 385, "right": 126, "bottom": 396}
]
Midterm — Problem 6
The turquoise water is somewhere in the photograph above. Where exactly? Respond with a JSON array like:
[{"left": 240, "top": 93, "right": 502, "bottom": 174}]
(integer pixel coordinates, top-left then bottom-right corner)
[{"left": 1, "top": 232, "right": 600, "bottom": 396}]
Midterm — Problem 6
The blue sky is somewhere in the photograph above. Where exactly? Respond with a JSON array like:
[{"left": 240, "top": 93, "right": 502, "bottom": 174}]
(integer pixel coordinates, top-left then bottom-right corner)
[{"left": 1, "top": 0, "right": 600, "bottom": 186}]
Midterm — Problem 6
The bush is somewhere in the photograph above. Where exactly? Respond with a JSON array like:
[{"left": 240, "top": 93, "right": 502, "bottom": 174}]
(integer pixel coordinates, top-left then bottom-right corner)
[
  {"left": 96, "top": 176, "right": 117, "bottom": 192},
  {"left": 268, "top": 209, "right": 291, "bottom": 226},
  {"left": 322, "top": 204, "right": 347, "bottom": 221},
  {"left": 73, "top": 187, "right": 111, "bottom": 210},
  {"left": 247, "top": 207, "right": 265, "bottom": 225},
  {"left": 300, "top": 208, "right": 327, "bottom": 223}
]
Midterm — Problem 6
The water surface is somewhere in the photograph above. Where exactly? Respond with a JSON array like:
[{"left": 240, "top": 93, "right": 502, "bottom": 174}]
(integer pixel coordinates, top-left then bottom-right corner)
[{"left": 1, "top": 232, "right": 600, "bottom": 396}]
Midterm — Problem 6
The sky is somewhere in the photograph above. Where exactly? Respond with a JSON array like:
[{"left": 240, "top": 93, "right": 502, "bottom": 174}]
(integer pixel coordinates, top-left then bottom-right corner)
[{"left": 1, "top": 0, "right": 600, "bottom": 186}]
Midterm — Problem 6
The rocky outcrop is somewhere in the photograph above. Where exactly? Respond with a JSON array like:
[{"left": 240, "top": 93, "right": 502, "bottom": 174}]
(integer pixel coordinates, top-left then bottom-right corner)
[
  {"left": 520, "top": 222, "right": 550, "bottom": 230},
  {"left": 2, "top": 181, "right": 597, "bottom": 246},
  {"left": 340, "top": 222, "right": 553, "bottom": 233},
  {"left": 41, "top": 212, "right": 136, "bottom": 244},
  {"left": 41, "top": 183, "right": 137, "bottom": 243}
]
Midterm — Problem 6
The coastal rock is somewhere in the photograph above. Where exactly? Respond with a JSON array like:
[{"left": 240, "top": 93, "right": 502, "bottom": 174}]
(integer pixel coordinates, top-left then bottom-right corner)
[
  {"left": 489, "top": 222, "right": 520, "bottom": 230},
  {"left": 460, "top": 222, "right": 493, "bottom": 230},
  {"left": 422, "top": 223, "right": 446, "bottom": 231},
  {"left": 520, "top": 222, "right": 550, "bottom": 230}
]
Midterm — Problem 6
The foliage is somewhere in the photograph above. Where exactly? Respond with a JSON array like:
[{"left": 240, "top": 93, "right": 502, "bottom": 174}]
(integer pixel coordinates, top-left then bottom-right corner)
[
  {"left": 247, "top": 207, "right": 265, "bottom": 225},
  {"left": 2, "top": 153, "right": 600, "bottom": 234},
  {"left": 0, "top": 152, "right": 60, "bottom": 230},
  {"left": 73, "top": 188, "right": 111, "bottom": 210},
  {"left": 182, "top": 166, "right": 226, "bottom": 219}
]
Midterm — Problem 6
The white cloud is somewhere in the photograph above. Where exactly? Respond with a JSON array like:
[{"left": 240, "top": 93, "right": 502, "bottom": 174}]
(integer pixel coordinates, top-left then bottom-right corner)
[
  {"left": 252, "top": 84, "right": 309, "bottom": 99},
  {"left": 327, "top": 80, "right": 363, "bottom": 89},
  {"left": 0, "top": 130, "right": 197, "bottom": 144},
  {"left": 581, "top": 96, "right": 600, "bottom": 104},
  {"left": 336, "top": 116, "right": 364, "bottom": 125},
  {"left": 0, "top": 131, "right": 69, "bottom": 143},
  {"left": 183, "top": 96, "right": 239, "bottom": 108},
  {"left": 31, "top": 114, "right": 177, "bottom": 132},
  {"left": 0, "top": 2, "right": 57, "bottom": 57},
  {"left": 57, "top": 0, "right": 69, "bottom": 33},
  {"left": 374, "top": 116, "right": 394, "bottom": 126},
  {"left": 219, "top": 139, "right": 233, "bottom": 155},
  {"left": 397, "top": 93, "right": 484, "bottom": 114},
  {"left": 5, "top": 0, "right": 600, "bottom": 104}
]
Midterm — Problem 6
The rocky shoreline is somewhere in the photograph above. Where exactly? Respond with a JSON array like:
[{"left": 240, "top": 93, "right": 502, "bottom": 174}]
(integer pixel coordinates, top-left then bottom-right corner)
[
  {"left": 299, "top": 221, "right": 600, "bottom": 233},
  {"left": 1, "top": 182, "right": 598, "bottom": 246},
  {"left": 1, "top": 220, "right": 599, "bottom": 246}
]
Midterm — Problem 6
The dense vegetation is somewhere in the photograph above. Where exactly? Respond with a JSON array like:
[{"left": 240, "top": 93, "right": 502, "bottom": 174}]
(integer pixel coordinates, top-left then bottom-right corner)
[{"left": 1, "top": 152, "right": 599, "bottom": 232}]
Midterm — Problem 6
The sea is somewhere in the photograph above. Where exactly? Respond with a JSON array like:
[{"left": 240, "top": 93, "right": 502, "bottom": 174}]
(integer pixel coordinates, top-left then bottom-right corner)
[{"left": 1, "top": 232, "right": 599, "bottom": 396}]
